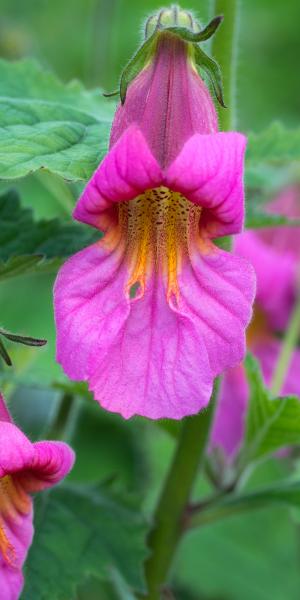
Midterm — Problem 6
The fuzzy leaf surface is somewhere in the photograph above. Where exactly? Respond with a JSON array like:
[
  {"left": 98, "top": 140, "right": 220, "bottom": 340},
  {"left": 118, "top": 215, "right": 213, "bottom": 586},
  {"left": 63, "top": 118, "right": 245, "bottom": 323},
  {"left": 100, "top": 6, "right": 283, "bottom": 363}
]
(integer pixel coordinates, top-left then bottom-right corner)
[
  {"left": 21, "top": 484, "right": 148, "bottom": 600},
  {"left": 0, "top": 189, "right": 99, "bottom": 279},
  {"left": 0, "top": 59, "right": 114, "bottom": 181},
  {"left": 240, "top": 354, "right": 300, "bottom": 465}
]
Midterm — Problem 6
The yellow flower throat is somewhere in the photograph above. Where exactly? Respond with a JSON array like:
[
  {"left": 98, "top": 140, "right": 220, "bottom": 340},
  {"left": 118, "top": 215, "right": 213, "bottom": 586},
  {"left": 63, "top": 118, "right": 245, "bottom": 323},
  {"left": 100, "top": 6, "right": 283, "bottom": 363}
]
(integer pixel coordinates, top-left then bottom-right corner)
[
  {"left": 0, "top": 475, "right": 31, "bottom": 566},
  {"left": 118, "top": 186, "right": 202, "bottom": 302}
]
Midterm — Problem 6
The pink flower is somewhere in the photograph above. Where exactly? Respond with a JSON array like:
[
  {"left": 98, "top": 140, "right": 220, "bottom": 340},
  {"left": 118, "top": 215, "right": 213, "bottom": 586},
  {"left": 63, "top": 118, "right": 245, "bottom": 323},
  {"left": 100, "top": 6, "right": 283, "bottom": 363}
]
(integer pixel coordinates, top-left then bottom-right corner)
[
  {"left": 236, "top": 186, "right": 300, "bottom": 331},
  {"left": 54, "top": 28, "right": 255, "bottom": 420},
  {"left": 211, "top": 186, "right": 300, "bottom": 458},
  {"left": 211, "top": 341, "right": 300, "bottom": 459},
  {"left": 0, "top": 394, "right": 74, "bottom": 599}
]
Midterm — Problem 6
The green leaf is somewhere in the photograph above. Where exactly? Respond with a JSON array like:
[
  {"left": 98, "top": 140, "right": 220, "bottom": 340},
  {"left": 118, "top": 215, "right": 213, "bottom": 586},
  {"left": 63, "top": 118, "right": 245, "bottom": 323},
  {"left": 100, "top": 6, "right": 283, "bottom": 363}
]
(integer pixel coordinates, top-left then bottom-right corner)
[
  {"left": 247, "top": 122, "right": 300, "bottom": 166},
  {"left": 0, "top": 255, "right": 62, "bottom": 281},
  {"left": 109, "top": 568, "right": 137, "bottom": 600},
  {"left": 0, "top": 59, "right": 115, "bottom": 120},
  {"left": 21, "top": 484, "right": 148, "bottom": 600},
  {"left": 77, "top": 573, "right": 136, "bottom": 600},
  {"left": 0, "top": 337, "right": 12, "bottom": 366},
  {"left": 245, "top": 163, "right": 292, "bottom": 190},
  {"left": 240, "top": 354, "right": 300, "bottom": 465},
  {"left": 189, "top": 479, "right": 300, "bottom": 529},
  {"left": 245, "top": 125, "right": 300, "bottom": 215},
  {"left": 0, "top": 189, "right": 99, "bottom": 280},
  {"left": 0, "top": 59, "right": 114, "bottom": 181}
]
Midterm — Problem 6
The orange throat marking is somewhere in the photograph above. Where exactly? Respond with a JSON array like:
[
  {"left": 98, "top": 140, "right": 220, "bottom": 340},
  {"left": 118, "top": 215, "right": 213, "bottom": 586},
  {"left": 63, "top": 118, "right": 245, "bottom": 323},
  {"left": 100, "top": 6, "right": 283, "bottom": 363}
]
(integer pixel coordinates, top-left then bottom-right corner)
[
  {"left": 116, "top": 186, "right": 202, "bottom": 302},
  {"left": 0, "top": 475, "right": 31, "bottom": 567}
]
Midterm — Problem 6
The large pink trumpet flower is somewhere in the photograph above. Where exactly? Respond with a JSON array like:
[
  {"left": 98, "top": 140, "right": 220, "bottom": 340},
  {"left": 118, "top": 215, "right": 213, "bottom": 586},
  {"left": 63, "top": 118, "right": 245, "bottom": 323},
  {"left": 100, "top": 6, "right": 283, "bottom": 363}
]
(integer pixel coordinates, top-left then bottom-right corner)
[
  {"left": 212, "top": 186, "right": 300, "bottom": 459},
  {"left": 54, "top": 29, "right": 255, "bottom": 420},
  {"left": 0, "top": 394, "right": 74, "bottom": 599}
]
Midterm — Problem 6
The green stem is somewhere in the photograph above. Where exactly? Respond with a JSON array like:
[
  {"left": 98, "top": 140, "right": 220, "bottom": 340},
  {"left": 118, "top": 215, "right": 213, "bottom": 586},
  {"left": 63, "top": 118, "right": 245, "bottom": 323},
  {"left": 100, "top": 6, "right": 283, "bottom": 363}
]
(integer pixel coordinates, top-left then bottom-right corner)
[
  {"left": 271, "top": 293, "right": 300, "bottom": 396},
  {"left": 144, "top": 381, "right": 219, "bottom": 600},
  {"left": 211, "top": 0, "right": 239, "bottom": 130}
]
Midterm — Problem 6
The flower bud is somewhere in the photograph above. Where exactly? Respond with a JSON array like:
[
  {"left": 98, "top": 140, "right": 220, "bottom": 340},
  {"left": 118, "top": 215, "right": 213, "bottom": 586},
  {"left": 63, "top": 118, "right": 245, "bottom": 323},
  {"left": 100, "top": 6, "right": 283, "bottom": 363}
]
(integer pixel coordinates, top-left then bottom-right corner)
[
  {"left": 111, "top": 30, "right": 218, "bottom": 167},
  {"left": 145, "top": 5, "right": 201, "bottom": 39}
]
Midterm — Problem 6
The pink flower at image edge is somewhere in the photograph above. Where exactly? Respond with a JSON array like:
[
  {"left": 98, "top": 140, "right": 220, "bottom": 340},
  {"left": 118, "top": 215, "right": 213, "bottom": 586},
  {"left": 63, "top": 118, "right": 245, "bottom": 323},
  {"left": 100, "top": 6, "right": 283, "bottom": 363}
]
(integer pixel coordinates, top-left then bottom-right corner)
[
  {"left": 212, "top": 185, "right": 300, "bottom": 459},
  {"left": 0, "top": 394, "right": 74, "bottom": 600}
]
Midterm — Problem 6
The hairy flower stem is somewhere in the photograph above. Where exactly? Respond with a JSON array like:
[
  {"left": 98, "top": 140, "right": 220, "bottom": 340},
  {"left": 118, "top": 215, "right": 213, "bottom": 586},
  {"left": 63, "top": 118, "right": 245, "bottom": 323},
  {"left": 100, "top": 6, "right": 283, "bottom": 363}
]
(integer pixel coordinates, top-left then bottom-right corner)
[
  {"left": 144, "top": 381, "right": 219, "bottom": 599},
  {"left": 271, "top": 293, "right": 300, "bottom": 396},
  {"left": 211, "top": 0, "right": 239, "bottom": 130}
]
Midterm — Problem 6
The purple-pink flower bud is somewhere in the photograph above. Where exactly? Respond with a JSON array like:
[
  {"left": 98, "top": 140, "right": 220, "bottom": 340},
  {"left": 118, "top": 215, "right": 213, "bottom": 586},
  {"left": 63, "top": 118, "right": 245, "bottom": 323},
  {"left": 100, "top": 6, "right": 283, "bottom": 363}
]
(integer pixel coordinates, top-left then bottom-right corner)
[{"left": 111, "top": 32, "right": 218, "bottom": 167}]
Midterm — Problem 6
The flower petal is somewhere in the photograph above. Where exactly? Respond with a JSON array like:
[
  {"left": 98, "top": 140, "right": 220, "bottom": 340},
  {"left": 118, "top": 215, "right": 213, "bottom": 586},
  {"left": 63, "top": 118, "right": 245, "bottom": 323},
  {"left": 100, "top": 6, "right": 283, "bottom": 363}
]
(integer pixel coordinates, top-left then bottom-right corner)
[
  {"left": 0, "top": 425, "right": 74, "bottom": 599},
  {"left": 0, "top": 423, "right": 74, "bottom": 489},
  {"left": 0, "top": 566, "right": 25, "bottom": 600},
  {"left": 55, "top": 235, "right": 254, "bottom": 419},
  {"left": 177, "top": 245, "right": 256, "bottom": 377},
  {"left": 253, "top": 338, "right": 300, "bottom": 397},
  {"left": 0, "top": 423, "right": 34, "bottom": 479},
  {"left": 211, "top": 364, "right": 248, "bottom": 459},
  {"left": 88, "top": 270, "right": 213, "bottom": 419},
  {"left": 73, "top": 125, "right": 162, "bottom": 230},
  {"left": 0, "top": 499, "right": 33, "bottom": 600},
  {"left": 0, "top": 394, "right": 12, "bottom": 423},
  {"left": 89, "top": 245, "right": 255, "bottom": 418},
  {"left": 236, "top": 230, "right": 296, "bottom": 330},
  {"left": 165, "top": 132, "right": 247, "bottom": 237},
  {"left": 17, "top": 441, "right": 75, "bottom": 493},
  {"left": 265, "top": 185, "right": 300, "bottom": 259},
  {"left": 54, "top": 241, "right": 130, "bottom": 381}
]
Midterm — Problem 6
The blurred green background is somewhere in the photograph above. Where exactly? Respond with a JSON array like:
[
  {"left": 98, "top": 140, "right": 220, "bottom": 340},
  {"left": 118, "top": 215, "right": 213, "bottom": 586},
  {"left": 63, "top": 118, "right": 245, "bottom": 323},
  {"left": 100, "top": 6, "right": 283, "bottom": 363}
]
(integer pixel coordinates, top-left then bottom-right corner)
[{"left": 1, "top": 0, "right": 300, "bottom": 598}]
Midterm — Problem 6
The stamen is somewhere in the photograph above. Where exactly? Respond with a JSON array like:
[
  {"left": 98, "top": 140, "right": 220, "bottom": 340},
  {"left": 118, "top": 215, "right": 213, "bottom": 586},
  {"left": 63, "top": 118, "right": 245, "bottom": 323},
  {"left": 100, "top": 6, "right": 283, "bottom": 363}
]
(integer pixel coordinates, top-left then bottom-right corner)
[{"left": 118, "top": 186, "right": 202, "bottom": 301}]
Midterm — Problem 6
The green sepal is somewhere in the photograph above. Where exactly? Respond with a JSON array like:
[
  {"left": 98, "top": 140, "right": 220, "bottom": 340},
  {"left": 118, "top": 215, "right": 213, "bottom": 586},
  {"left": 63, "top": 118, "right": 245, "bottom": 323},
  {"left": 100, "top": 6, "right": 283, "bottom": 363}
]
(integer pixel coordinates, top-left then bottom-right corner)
[
  {"left": 0, "top": 328, "right": 47, "bottom": 366},
  {"left": 0, "top": 338, "right": 12, "bottom": 366},
  {"left": 120, "top": 32, "right": 158, "bottom": 105},
  {"left": 193, "top": 44, "right": 226, "bottom": 108},
  {"left": 0, "top": 329, "right": 47, "bottom": 347},
  {"left": 119, "top": 15, "right": 225, "bottom": 108},
  {"left": 102, "top": 90, "right": 119, "bottom": 99},
  {"left": 165, "top": 15, "right": 224, "bottom": 43}
]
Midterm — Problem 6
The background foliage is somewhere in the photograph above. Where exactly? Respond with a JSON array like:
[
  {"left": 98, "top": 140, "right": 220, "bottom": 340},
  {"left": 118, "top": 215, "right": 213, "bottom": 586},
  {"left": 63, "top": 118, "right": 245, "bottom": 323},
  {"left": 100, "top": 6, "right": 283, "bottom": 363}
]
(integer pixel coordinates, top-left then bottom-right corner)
[{"left": 0, "top": 0, "right": 300, "bottom": 599}]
